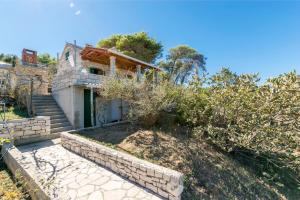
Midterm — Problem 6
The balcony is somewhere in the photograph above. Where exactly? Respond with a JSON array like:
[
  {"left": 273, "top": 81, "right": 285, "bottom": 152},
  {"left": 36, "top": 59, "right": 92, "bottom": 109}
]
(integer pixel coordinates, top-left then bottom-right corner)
[{"left": 52, "top": 69, "right": 106, "bottom": 91}]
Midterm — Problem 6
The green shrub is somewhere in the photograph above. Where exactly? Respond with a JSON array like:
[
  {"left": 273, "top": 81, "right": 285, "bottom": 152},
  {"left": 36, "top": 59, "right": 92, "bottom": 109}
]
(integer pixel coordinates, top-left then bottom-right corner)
[
  {"left": 97, "top": 69, "right": 300, "bottom": 176},
  {"left": 186, "top": 69, "right": 300, "bottom": 175},
  {"left": 97, "top": 77, "right": 180, "bottom": 126}
]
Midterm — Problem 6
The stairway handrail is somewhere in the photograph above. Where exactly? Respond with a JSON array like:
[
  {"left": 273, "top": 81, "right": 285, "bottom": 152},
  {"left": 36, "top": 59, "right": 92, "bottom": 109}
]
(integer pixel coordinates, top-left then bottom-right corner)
[{"left": 0, "top": 102, "right": 14, "bottom": 160}]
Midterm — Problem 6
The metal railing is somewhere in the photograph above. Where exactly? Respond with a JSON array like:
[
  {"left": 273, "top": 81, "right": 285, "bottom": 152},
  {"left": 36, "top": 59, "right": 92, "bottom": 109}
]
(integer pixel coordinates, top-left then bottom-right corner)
[{"left": 0, "top": 102, "right": 14, "bottom": 160}]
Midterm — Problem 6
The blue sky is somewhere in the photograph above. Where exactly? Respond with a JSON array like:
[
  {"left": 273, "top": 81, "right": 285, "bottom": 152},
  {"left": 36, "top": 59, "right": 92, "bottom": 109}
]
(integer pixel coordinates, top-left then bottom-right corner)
[{"left": 0, "top": 0, "right": 300, "bottom": 81}]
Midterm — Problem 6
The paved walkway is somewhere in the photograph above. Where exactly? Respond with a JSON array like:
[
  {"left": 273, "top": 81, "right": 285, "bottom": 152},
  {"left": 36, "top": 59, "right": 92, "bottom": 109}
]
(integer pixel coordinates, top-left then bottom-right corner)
[{"left": 16, "top": 139, "right": 163, "bottom": 200}]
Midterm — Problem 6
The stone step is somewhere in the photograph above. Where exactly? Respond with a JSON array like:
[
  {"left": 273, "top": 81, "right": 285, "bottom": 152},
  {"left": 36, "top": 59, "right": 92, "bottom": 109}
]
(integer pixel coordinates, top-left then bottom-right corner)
[
  {"left": 32, "top": 95, "right": 73, "bottom": 134},
  {"left": 51, "top": 122, "right": 71, "bottom": 129},
  {"left": 32, "top": 97, "right": 53, "bottom": 100},
  {"left": 50, "top": 114, "right": 67, "bottom": 120},
  {"left": 32, "top": 100, "right": 56, "bottom": 104},
  {"left": 35, "top": 107, "right": 61, "bottom": 113},
  {"left": 32, "top": 101, "right": 57, "bottom": 106},
  {"left": 32, "top": 95, "right": 54, "bottom": 98},
  {"left": 35, "top": 111, "right": 64, "bottom": 116},
  {"left": 34, "top": 104, "right": 58, "bottom": 108},
  {"left": 51, "top": 118, "right": 69, "bottom": 124},
  {"left": 50, "top": 126, "right": 73, "bottom": 134},
  {"left": 32, "top": 102, "right": 57, "bottom": 106}
]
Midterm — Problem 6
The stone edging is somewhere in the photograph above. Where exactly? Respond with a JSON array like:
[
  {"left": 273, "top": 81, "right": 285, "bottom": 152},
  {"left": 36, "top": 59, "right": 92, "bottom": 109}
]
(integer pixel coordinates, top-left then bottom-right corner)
[{"left": 61, "top": 132, "right": 184, "bottom": 200}]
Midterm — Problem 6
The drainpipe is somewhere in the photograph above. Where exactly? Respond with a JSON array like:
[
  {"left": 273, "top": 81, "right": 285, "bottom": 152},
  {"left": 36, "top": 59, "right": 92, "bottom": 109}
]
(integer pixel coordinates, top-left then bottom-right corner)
[
  {"left": 136, "top": 65, "right": 141, "bottom": 82},
  {"left": 72, "top": 40, "right": 77, "bottom": 128},
  {"left": 74, "top": 40, "right": 77, "bottom": 69},
  {"left": 90, "top": 86, "right": 94, "bottom": 127}
]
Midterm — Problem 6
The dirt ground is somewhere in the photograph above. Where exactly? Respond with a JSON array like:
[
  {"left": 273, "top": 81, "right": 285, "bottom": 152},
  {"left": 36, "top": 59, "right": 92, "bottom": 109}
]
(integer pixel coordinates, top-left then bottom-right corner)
[{"left": 77, "top": 123, "right": 299, "bottom": 200}]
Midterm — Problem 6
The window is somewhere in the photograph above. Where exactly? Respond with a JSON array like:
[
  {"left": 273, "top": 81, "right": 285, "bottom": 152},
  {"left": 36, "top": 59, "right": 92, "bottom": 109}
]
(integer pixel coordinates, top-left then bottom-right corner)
[
  {"left": 127, "top": 74, "right": 133, "bottom": 79},
  {"left": 0, "top": 79, "right": 6, "bottom": 88},
  {"left": 89, "top": 68, "right": 105, "bottom": 75},
  {"left": 65, "top": 51, "right": 70, "bottom": 61}
]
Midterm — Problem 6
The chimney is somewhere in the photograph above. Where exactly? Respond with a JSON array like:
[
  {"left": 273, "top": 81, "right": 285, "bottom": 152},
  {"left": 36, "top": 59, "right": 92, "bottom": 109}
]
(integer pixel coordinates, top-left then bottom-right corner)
[{"left": 22, "top": 48, "right": 37, "bottom": 66}]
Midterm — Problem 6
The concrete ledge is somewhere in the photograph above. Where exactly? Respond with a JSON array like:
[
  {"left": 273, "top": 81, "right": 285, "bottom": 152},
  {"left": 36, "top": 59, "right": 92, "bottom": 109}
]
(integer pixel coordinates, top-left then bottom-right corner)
[
  {"left": 1, "top": 143, "right": 49, "bottom": 200},
  {"left": 14, "top": 133, "right": 60, "bottom": 146},
  {"left": 61, "top": 132, "right": 184, "bottom": 200}
]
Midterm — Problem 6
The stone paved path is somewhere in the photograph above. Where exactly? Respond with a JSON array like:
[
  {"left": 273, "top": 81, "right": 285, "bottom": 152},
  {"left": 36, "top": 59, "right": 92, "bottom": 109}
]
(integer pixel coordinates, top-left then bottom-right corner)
[{"left": 16, "top": 139, "right": 163, "bottom": 200}]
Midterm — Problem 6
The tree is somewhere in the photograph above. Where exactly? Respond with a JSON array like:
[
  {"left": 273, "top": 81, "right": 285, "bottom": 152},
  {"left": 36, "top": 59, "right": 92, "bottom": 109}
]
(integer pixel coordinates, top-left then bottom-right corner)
[
  {"left": 0, "top": 53, "right": 17, "bottom": 67},
  {"left": 38, "top": 53, "right": 57, "bottom": 82},
  {"left": 159, "top": 45, "right": 206, "bottom": 85},
  {"left": 37, "top": 53, "right": 57, "bottom": 66},
  {"left": 97, "top": 32, "right": 163, "bottom": 63}
]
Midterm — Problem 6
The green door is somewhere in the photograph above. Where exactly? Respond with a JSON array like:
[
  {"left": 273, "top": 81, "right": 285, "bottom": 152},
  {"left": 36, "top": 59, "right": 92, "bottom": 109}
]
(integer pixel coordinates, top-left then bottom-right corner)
[{"left": 84, "top": 89, "right": 91, "bottom": 128}]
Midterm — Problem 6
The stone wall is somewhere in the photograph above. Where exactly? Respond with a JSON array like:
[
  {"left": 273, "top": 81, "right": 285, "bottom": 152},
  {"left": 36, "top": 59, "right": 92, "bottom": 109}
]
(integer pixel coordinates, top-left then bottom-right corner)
[
  {"left": 0, "top": 116, "right": 51, "bottom": 144},
  {"left": 61, "top": 132, "right": 184, "bottom": 200}
]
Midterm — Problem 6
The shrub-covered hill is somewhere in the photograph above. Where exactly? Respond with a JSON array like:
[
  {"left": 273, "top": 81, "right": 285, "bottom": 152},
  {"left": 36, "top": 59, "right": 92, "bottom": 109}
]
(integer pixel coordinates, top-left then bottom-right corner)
[{"left": 77, "top": 124, "right": 300, "bottom": 200}]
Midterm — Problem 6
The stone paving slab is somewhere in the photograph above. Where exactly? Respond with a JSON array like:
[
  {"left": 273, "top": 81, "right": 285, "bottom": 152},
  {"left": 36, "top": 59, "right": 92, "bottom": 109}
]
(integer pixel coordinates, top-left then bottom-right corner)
[{"left": 13, "top": 139, "right": 164, "bottom": 200}]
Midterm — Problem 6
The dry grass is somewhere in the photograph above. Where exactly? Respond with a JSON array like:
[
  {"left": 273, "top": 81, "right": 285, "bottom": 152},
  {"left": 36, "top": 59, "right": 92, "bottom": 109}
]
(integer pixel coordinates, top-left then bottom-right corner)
[
  {"left": 76, "top": 124, "right": 299, "bottom": 200},
  {"left": 0, "top": 106, "right": 28, "bottom": 121},
  {"left": 0, "top": 160, "right": 30, "bottom": 200}
]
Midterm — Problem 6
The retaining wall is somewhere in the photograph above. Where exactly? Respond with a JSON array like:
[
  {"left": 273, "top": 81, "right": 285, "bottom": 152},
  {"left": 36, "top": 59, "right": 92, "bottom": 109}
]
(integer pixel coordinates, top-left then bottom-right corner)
[
  {"left": 0, "top": 116, "right": 52, "bottom": 145},
  {"left": 61, "top": 132, "right": 184, "bottom": 200}
]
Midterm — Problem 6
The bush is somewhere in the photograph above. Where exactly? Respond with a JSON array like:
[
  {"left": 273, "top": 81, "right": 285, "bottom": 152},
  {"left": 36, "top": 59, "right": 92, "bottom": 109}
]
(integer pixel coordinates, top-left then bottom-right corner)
[
  {"left": 97, "top": 69, "right": 300, "bottom": 176},
  {"left": 97, "top": 77, "right": 180, "bottom": 126},
  {"left": 181, "top": 69, "right": 300, "bottom": 175}
]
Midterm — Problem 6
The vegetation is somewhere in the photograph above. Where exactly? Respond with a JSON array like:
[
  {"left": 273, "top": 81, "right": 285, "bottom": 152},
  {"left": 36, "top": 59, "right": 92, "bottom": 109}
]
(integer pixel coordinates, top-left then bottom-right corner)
[
  {"left": 96, "top": 69, "right": 300, "bottom": 199},
  {"left": 97, "top": 32, "right": 163, "bottom": 63},
  {"left": 37, "top": 53, "right": 57, "bottom": 66},
  {"left": 37, "top": 53, "right": 57, "bottom": 82},
  {"left": 159, "top": 45, "right": 206, "bottom": 85},
  {"left": 0, "top": 54, "right": 17, "bottom": 67},
  {"left": 0, "top": 106, "right": 28, "bottom": 121},
  {"left": 0, "top": 160, "right": 30, "bottom": 200}
]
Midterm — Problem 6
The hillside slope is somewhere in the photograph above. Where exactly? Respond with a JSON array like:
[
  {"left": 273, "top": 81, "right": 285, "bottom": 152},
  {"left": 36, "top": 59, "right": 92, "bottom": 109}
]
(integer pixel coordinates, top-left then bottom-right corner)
[{"left": 78, "top": 124, "right": 299, "bottom": 200}]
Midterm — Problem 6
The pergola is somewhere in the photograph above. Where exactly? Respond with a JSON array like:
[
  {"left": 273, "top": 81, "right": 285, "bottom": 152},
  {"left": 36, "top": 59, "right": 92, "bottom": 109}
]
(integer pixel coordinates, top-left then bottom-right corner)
[{"left": 80, "top": 45, "right": 160, "bottom": 74}]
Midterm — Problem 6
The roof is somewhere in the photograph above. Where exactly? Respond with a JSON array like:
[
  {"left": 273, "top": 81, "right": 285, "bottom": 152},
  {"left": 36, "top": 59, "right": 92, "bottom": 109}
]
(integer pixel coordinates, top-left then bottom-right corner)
[
  {"left": 81, "top": 45, "right": 160, "bottom": 71},
  {"left": 65, "top": 42, "right": 83, "bottom": 50}
]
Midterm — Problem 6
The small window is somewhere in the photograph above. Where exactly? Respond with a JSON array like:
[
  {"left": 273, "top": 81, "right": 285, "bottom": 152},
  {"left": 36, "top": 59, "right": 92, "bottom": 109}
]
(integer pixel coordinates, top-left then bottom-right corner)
[
  {"left": 90, "top": 67, "right": 105, "bottom": 75},
  {"left": 0, "top": 79, "right": 5, "bottom": 88},
  {"left": 65, "top": 51, "right": 70, "bottom": 61}
]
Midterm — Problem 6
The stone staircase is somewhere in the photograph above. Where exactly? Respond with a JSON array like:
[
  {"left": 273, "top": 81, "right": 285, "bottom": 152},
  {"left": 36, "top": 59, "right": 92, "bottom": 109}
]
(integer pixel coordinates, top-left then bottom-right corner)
[{"left": 32, "top": 95, "right": 73, "bottom": 134}]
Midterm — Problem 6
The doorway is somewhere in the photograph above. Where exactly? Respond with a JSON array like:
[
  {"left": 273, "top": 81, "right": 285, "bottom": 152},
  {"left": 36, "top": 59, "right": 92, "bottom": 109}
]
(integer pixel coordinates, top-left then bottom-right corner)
[{"left": 84, "top": 89, "right": 96, "bottom": 128}]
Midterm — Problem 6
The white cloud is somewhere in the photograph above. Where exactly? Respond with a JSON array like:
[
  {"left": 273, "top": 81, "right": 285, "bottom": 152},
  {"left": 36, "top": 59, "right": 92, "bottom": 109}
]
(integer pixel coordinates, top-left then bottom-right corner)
[
  {"left": 75, "top": 10, "right": 81, "bottom": 15},
  {"left": 69, "top": 2, "right": 74, "bottom": 8}
]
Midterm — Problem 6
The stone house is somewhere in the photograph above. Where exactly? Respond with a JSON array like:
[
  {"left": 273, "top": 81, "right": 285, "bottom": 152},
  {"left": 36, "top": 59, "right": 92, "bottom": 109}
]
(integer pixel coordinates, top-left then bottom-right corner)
[
  {"left": 0, "top": 49, "right": 50, "bottom": 97},
  {"left": 52, "top": 43, "right": 160, "bottom": 129},
  {"left": 0, "top": 61, "right": 11, "bottom": 95}
]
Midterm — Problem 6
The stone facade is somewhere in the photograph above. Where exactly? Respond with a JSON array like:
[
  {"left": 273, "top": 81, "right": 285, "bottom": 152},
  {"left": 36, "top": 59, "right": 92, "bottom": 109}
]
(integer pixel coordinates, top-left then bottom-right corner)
[
  {"left": 0, "top": 116, "right": 51, "bottom": 144},
  {"left": 52, "top": 68, "right": 105, "bottom": 91},
  {"left": 61, "top": 132, "right": 184, "bottom": 200},
  {"left": 12, "top": 64, "right": 50, "bottom": 95}
]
